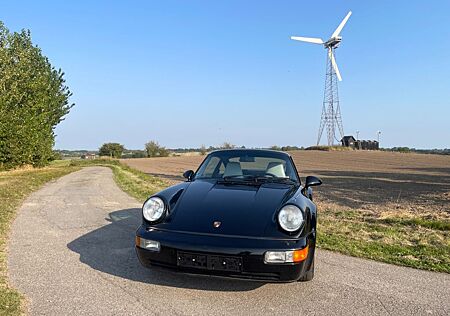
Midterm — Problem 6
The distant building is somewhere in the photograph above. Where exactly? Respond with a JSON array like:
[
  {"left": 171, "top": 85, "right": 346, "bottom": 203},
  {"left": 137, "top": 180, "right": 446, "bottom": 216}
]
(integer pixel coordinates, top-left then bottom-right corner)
[
  {"left": 341, "top": 136, "right": 379, "bottom": 150},
  {"left": 81, "top": 153, "right": 97, "bottom": 160},
  {"left": 373, "top": 141, "right": 379, "bottom": 150},
  {"left": 341, "top": 136, "right": 356, "bottom": 147}
]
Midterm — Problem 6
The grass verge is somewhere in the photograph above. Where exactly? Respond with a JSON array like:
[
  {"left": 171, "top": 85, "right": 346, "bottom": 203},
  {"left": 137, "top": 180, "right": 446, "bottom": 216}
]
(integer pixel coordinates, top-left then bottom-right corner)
[{"left": 317, "top": 206, "right": 450, "bottom": 273}]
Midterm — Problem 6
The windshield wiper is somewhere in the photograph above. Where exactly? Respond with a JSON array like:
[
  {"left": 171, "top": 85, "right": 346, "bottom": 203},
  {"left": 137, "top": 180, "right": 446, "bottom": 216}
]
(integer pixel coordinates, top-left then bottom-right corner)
[
  {"left": 217, "top": 175, "right": 262, "bottom": 186},
  {"left": 247, "top": 176, "right": 297, "bottom": 185},
  {"left": 218, "top": 175, "right": 297, "bottom": 186},
  {"left": 263, "top": 177, "right": 297, "bottom": 185},
  {"left": 222, "top": 175, "right": 246, "bottom": 180}
]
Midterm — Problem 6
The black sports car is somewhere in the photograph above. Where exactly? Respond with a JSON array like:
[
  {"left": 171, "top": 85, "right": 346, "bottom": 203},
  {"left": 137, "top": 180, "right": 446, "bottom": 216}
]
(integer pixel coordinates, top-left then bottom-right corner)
[{"left": 135, "top": 149, "right": 322, "bottom": 282}]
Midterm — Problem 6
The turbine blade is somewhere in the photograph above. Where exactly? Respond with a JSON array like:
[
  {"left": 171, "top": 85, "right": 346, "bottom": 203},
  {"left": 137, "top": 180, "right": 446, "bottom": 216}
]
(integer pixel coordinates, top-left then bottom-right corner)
[
  {"left": 290, "top": 36, "right": 324, "bottom": 44},
  {"left": 328, "top": 49, "right": 342, "bottom": 81},
  {"left": 331, "top": 11, "right": 352, "bottom": 38}
]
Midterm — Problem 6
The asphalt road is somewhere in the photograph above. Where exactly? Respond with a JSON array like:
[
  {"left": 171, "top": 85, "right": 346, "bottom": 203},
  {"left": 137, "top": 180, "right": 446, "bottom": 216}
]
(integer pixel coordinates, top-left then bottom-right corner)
[{"left": 8, "top": 167, "right": 450, "bottom": 315}]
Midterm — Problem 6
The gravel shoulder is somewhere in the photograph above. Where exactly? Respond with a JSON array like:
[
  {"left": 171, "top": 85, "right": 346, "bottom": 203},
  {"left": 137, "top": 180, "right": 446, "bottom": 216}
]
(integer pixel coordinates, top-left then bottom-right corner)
[{"left": 8, "top": 167, "right": 450, "bottom": 315}]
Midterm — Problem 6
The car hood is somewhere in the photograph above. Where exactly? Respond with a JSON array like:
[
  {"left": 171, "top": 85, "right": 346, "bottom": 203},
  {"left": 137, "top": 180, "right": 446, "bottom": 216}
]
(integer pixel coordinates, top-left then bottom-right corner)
[{"left": 164, "top": 180, "right": 297, "bottom": 237}]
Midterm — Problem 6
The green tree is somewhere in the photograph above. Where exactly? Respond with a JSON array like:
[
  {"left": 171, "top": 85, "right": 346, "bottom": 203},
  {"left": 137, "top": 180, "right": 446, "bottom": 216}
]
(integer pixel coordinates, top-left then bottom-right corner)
[
  {"left": 145, "top": 140, "right": 169, "bottom": 157},
  {"left": 99, "top": 143, "right": 124, "bottom": 158},
  {"left": 221, "top": 142, "right": 235, "bottom": 149},
  {"left": 0, "top": 22, "right": 73, "bottom": 169}
]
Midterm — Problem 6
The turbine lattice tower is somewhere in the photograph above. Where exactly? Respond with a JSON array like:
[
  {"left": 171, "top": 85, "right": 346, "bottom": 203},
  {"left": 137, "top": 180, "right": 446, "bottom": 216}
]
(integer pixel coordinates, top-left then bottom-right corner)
[{"left": 317, "top": 48, "right": 344, "bottom": 145}]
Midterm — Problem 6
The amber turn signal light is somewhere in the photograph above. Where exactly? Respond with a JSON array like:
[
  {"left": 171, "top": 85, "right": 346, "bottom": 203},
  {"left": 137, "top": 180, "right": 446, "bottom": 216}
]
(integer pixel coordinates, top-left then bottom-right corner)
[
  {"left": 135, "top": 236, "right": 141, "bottom": 247},
  {"left": 293, "top": 245, "right": 309, "bottom": 262}
]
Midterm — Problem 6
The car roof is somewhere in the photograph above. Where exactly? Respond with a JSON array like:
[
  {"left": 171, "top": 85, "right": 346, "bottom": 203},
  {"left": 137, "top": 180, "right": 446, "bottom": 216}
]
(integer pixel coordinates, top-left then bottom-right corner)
[{"left": 209, "top": 148, "right": 292, "bottom": 158}]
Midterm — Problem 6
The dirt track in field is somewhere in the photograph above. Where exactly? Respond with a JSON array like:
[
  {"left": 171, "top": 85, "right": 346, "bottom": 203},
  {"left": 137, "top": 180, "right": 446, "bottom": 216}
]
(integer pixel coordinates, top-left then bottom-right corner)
[{"left": 121, "top": 151, "right": 450, "bottom": 216}]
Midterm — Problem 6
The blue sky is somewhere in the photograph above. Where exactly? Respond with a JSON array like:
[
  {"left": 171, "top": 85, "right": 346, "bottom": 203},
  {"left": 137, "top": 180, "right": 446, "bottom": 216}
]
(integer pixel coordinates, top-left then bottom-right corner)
[{"left": 2, "top": 1, "right": 449, "bottom": 149}]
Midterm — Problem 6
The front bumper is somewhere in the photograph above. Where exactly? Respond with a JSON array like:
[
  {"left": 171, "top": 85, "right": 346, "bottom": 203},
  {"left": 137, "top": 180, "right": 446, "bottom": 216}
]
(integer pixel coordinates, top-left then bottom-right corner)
[{"left": 135, "top": 225, "right": 314, "bottom": 282}]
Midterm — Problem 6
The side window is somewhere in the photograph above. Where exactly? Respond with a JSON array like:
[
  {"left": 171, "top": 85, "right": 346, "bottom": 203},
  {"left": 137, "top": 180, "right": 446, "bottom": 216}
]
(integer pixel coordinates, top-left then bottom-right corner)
[
  {"left": 203, "top": 157, "right": 221, "bottom": 177},
  {"left": 218, "top": 162, "right": 225, "bottom": 175}
]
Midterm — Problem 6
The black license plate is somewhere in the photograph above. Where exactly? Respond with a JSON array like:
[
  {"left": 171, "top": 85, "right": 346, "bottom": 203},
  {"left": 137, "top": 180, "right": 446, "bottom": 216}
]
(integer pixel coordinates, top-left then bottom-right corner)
[{"left": 177, "top": 252, "right": 243, "bottom": 272}]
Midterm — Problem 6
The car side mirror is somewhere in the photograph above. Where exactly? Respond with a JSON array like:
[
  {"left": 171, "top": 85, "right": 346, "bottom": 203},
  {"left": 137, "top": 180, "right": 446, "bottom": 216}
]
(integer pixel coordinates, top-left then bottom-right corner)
[
  {"left": 305, "top": 175, "right": 322, "bottom": 189},
  {"left": 183, "top": 170, "right": 195, "bottom": 181}
]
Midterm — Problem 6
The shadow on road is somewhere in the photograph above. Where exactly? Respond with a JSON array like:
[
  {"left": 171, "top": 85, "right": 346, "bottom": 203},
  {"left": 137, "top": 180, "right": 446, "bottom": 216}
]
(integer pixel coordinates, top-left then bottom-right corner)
[{"left": 67, "top": 208, "right": 263, "bottom": 292}]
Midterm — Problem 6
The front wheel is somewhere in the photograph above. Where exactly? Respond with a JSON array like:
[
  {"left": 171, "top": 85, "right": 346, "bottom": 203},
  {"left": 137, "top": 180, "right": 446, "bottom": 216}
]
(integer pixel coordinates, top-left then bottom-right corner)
[
  {"left": 298, "top": 258, "right": 314, "bottom": 282},
  {"left": 297, "top": 243, "right": 315, "bottom": 282}
]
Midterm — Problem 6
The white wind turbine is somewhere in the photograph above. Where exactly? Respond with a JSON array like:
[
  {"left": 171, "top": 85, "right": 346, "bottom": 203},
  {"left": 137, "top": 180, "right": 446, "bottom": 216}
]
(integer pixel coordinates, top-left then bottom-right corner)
[{"left": 291, "top": 11, "right": 352, "bottom": 146}]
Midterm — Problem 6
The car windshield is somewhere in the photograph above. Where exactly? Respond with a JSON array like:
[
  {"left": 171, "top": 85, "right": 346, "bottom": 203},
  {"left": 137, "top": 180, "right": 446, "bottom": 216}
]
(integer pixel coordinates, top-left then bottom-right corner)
[{"left": 194, "top": 150, "right": 299, "bottom": 183}]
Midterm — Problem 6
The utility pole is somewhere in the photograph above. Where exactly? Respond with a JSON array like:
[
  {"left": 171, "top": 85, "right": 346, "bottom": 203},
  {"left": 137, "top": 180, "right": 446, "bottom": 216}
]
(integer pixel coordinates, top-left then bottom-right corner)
[{"left": 356, "top": 130, "right": 360, "bottom": 140}]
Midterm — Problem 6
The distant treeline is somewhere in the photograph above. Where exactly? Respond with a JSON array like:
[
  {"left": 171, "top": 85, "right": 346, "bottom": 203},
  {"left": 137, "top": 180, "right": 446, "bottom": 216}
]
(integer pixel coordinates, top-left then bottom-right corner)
[
  {"left": 381, "top": 147, "right": 450, "bottom": 155},
  {"left": 55, "top": 145, "right": 450, "bottom": 159},
  {"left": 55, "top": 149, "right": 146, "bottom": 159},
  {"left": 57, "top": 150, "right": 93, "bottom": 157},
  {"left": 171, "top": 145, "right": 303, "bottom": 153},
  {"left": 55, "top": 144, "right": 305, "bottom": 159}
]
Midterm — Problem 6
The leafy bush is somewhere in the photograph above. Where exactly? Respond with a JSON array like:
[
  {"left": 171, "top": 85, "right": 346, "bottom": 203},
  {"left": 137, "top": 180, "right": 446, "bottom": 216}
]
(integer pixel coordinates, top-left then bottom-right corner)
[
  {"left": 0, "top": 22, "right": 73, "bottom": 169},
  {"left": 281, "top": 145, "right": 302, "bottom": 151},
  {"left": 391, "top": 147, "right": 411, "bottom": 153},
  {"left": 99, "top": 143, "right": 124, "bottom": 158},
  {"left": 51, "top": 151, "right": 63, "bottom": 161},
  {"left": 120, "top": 150, "right": 147, "bottom": 159},
  {"left": 145, "top": 141, "right": 169, "bottom": 157},
  {"left": 131, "top": 151, "right": 147, "bottom": 158}
]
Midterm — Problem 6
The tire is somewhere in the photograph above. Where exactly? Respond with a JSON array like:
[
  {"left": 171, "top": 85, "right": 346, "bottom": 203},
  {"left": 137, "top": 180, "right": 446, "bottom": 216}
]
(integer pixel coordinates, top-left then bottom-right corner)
[{"left": 298, "top": 245, "right": 315, "bottom": 282}]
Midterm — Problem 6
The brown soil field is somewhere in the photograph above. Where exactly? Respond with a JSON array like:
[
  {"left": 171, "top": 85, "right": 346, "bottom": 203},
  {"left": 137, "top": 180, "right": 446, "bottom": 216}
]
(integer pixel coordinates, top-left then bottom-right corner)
[{"left": 121, "top": 151, "right": 450, "bottom": 218}]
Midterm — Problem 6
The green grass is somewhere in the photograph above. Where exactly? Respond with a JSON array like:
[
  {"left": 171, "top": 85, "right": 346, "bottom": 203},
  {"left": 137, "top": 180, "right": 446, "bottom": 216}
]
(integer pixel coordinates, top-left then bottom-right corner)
[
  {"left": 317, "top": 207, "right": 450, "bottom": 273},
  {"left": 377, "top": 217, "right": 450, "bottom": 231}
]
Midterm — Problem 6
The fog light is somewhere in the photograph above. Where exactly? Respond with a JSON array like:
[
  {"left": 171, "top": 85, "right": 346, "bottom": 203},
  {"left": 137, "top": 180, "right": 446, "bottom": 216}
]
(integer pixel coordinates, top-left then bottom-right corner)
[
  {"left": 135, "top": 236, "right": 160, "bottom": 252},
  {"left": 264, "top": 246, "right": 308, "bottom": 264}
]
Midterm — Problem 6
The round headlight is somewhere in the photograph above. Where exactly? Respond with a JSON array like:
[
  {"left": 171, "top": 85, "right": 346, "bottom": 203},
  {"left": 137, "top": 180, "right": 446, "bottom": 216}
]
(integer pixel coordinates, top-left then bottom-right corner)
[
  {"left": 278, "top": 205, "right": 303, "bottom": 232},
  {"left": 142, "top": 197, "right": 166, "bottom": 222}
]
